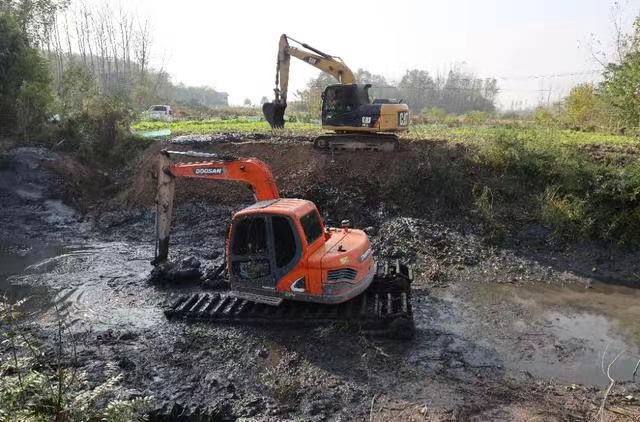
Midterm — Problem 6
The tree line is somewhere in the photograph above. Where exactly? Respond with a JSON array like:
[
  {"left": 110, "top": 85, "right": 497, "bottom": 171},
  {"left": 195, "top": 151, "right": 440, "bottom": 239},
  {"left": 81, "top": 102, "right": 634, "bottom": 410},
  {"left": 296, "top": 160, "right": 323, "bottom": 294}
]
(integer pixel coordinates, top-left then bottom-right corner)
[
  {"left": 0, "top": 0, "right": 227, "bottom": 150},
  {"left": 289, "top": 67, "right": 499, "bottom": 116}
]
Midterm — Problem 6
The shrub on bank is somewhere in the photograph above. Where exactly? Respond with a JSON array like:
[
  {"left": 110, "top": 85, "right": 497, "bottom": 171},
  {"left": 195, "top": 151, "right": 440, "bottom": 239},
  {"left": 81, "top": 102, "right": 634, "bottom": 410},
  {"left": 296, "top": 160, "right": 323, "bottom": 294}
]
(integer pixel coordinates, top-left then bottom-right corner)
[{"left": 477, "top": 128, "right": 640, "bottom": 245}]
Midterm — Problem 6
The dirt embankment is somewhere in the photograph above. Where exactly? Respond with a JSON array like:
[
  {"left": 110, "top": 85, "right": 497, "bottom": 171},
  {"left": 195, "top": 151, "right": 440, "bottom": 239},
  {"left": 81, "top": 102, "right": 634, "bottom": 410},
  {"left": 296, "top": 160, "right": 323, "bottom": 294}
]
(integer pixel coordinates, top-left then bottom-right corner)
[{"left": 122, "top": 137, "right": 639, "bottom": 288}]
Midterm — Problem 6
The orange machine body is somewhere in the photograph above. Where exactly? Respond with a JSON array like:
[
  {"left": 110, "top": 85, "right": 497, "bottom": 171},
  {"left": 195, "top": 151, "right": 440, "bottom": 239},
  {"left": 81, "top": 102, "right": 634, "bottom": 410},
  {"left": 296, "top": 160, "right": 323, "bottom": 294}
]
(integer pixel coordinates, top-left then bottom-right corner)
[
  {"left": 228, "top": 198, "right": 375, "bottom": 304},
  {"left": 157, "top": 151, "right": 375, "bottom": 305}
]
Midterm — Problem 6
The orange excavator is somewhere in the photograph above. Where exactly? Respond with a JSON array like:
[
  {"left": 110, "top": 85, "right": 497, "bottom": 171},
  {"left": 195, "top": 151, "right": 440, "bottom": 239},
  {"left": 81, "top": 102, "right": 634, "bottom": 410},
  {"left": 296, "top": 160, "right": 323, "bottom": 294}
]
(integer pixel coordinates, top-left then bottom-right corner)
[{"left": 153, "top": 150, "right": 413, "bottom": 336}]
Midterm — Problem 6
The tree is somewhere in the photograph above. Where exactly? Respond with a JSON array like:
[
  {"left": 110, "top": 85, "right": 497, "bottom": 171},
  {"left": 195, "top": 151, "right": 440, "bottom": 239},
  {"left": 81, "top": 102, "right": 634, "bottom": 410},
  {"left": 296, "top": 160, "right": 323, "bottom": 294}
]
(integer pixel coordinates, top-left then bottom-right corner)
[
  {"left": 600, "top": 17, "right": 640, "bottom": 129},
  {"left": 355, "top": 68, "right": 386, "bottom": 86},
  {"left": 0, "top": 9, "right": 53, "bottom": 136},
  {"left": 397, "top": 67, "right": 498, "bottom": 114},
  {"left": 1, "top": 0, "right": 67, "bottom": 48},
  {"left": 563, "top": 83, "right": 599, "bottom": 130},
  {"left": 243, "top": 98, "right": 251, "bottom": 106},
  {"left": 439, "top": 67, "right": 497, "bottom": 114},
  {"left": 398, "top": 69, "right": 436, "bottom": 113}
]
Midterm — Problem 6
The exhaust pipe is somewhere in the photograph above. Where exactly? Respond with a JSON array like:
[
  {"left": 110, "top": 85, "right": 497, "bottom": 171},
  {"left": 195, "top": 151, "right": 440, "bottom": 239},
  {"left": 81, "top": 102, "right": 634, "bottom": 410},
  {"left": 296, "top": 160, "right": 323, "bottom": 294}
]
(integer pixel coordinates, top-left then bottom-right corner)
[{"left": 262, "top": 102, "right": 286, "bottom": 129}]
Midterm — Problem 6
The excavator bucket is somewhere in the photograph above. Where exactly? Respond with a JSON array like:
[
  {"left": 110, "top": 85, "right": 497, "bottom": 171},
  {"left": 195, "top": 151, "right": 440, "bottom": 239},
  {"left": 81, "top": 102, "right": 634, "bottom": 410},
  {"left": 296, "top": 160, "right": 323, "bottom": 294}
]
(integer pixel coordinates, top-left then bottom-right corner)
[{"left": 262, "top": 102, "right": 286, "bottom": 129}]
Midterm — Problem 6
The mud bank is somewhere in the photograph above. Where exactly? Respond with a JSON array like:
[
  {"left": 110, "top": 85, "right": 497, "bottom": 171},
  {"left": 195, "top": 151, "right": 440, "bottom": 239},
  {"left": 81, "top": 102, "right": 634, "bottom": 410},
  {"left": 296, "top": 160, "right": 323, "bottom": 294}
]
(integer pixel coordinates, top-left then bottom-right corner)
[{"left": 1, "top": 141, "right": 639, "bottom": 420}]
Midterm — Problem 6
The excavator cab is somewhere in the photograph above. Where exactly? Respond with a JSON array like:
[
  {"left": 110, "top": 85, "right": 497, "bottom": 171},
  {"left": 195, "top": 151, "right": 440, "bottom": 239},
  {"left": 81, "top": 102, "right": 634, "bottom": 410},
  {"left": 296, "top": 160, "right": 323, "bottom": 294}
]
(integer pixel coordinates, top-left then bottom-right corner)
[
  {"left": 226, "top": 198, "right": 375, "bottom": 305},
  {"left": 321, "top": 84, "right": 375, "bottom": 127}
]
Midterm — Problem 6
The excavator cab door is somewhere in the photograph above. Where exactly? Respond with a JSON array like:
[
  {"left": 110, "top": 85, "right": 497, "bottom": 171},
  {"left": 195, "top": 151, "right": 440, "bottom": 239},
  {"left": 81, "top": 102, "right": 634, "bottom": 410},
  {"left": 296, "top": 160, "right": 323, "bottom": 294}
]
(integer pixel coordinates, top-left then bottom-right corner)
[{"left": 229, "top": 214, "right": 302, "bottom": 293}]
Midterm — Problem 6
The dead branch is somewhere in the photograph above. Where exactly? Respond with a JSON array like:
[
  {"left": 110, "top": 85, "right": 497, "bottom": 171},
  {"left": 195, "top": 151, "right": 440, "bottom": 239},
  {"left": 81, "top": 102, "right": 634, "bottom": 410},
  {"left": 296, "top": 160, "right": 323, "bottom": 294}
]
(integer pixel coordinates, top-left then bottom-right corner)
[{"left": 596, "top": 348, "right": 626, "bottom": 421}]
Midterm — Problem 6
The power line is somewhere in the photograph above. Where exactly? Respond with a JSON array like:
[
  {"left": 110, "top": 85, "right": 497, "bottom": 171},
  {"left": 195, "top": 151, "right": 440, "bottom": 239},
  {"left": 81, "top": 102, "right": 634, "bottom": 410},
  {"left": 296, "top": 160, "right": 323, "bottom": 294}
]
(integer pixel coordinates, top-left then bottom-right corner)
[{"left": 494, "top": 70, "right": 601, "bottom": 80}]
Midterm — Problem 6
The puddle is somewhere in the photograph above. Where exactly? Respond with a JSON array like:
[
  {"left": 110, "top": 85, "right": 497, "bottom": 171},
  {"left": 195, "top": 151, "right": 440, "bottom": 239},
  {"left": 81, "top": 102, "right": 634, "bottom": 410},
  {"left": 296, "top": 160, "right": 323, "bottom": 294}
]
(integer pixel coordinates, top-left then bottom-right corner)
[
  {"left": 514, "top": 282, "right": 640, "bottom": 345},
  {"left": 514, "top": 283, "right": 640, "bottom": 384},
  {"left": 1, "top": 239, "right": 164, "bottom": 330},
  {"left": 415, "top": 281, "right": 640, "bottom": 386},
  {"left": 0, "top": 239, "right": 67, "bottom": 310}
]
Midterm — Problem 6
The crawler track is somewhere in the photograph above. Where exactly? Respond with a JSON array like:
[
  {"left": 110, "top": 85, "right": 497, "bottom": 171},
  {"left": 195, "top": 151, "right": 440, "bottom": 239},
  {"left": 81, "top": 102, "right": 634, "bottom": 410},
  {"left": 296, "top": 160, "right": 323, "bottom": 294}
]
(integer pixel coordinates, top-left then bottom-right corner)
[
  {"left": 313, "top": 133, "right": 399, "bottom": 152},
  {"left": 164, "top": 260, "right": 414, "bottom": 339}
]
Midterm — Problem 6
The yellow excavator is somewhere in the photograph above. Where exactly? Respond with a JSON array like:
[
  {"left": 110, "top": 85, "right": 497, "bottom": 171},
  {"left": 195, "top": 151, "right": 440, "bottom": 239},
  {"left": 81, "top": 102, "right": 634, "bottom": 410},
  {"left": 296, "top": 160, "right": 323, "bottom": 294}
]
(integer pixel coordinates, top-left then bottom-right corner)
[{"left": 262, "top": 34, "right": 409, "bottom": 152}]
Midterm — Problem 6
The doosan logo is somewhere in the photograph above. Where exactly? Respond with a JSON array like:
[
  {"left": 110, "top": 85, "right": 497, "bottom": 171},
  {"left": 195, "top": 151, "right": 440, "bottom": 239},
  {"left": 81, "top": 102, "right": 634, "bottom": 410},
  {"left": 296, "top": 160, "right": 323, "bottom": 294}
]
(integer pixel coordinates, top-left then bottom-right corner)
[{"left": 194, "top": 167, "right": 224, "bottom": 175}]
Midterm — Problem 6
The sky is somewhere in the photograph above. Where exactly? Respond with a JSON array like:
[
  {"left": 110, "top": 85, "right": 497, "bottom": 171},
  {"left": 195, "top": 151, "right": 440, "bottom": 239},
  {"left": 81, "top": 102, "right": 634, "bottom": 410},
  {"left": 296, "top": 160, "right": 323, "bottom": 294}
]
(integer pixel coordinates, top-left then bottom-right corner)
[{"left": 85, "top": 0, "right": 640, "bottom": 108}]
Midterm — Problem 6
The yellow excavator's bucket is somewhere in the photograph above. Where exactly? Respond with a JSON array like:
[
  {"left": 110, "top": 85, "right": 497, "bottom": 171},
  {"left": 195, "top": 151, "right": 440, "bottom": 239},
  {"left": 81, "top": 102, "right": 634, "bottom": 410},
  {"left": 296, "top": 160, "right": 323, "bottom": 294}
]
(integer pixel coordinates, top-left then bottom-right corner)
[{"left": 262, "top": 102, "right": 286, "bottom": 129}]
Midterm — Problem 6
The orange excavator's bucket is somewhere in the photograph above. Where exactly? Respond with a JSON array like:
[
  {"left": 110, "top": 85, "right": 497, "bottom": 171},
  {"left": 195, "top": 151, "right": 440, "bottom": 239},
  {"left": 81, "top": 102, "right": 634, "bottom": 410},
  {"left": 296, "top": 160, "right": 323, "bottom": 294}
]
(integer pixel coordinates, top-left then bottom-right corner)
[{"left": 262, "top": 102, "right": 286, "bottom": 129}]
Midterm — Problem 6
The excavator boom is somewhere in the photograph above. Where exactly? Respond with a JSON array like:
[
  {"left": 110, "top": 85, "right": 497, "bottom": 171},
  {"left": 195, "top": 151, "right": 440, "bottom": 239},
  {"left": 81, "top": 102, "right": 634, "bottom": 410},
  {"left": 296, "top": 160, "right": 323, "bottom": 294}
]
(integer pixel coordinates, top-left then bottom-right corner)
[{"left": 153, "top": 150, "right": 279, "bottom": 264}]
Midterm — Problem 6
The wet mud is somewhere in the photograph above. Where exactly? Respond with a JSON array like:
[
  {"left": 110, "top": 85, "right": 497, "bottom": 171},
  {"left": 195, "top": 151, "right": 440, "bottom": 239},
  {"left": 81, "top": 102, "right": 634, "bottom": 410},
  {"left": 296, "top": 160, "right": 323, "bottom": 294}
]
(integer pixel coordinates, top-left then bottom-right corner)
[{"left": 1, "top": 143, "right": 639, "bottom": 420}]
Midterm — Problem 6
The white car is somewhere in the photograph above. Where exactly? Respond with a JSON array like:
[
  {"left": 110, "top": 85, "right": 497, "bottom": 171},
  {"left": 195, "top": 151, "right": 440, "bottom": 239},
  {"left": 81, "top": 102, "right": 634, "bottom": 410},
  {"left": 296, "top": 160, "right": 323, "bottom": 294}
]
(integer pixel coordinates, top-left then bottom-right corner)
[{"left": 143, "top": 105, "right": 172, "bottom": 121}]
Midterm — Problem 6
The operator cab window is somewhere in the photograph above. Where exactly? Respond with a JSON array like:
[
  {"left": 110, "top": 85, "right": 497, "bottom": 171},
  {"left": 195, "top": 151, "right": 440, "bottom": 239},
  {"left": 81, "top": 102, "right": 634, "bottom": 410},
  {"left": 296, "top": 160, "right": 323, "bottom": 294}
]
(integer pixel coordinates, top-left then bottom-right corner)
[
  {"left": 358, "top": 84, "right": 372, "bottom": 105},
  {"left": 272, "top": 216, "right": 296, "bottom": 268},
  {"left": 231, "top": 217, "right": 270, "bottom": 280},
  {"left": 325, "top": 89, "right": 339, "bottom": 114},
  {"left": 233, "top": 259, "right": 270, "bottom": 280},
  {"left": 300, "top": 210, "right": 323, "bottom": 245},
  {"left": 232, "top": 217, "right": 267, "bottom": 255}
]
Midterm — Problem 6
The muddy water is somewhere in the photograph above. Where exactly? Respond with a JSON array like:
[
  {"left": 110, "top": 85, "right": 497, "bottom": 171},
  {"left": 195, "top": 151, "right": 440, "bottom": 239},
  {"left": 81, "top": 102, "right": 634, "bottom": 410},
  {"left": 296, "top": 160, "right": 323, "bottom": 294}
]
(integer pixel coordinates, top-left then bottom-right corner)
[
  {"left": 2, "top": 239, "right": 165, "bottom": 330},
  {"left": 3, "top": 232, "right": 640, "bottom": 388},
  {"left": 514, "top": 282, "right": 640, "bottom": 384},
  {"left": 418, "top": 281, "right": 640, "bottom": 386},
  {"left": 0, "top": 239, "right": 66, "bottom": 311}
]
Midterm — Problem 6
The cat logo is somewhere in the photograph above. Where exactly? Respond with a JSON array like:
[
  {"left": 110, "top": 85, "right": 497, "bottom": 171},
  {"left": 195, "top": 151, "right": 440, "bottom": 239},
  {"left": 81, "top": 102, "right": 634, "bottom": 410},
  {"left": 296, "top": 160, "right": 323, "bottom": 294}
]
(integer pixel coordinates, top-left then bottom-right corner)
[
  {"left": 304, "top": 56, "right": 319, "bottom": 65},
  {"left": 398, "top": 111, "right": 409, "bottom": 127}
]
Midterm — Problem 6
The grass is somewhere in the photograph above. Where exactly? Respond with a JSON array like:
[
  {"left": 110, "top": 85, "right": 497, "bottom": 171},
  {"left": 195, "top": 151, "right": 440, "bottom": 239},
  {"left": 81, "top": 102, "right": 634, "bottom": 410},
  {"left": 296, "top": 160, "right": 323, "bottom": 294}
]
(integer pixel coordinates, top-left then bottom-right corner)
[
  {"left": 132, "top": 118, "right": 639, "bottom": 146},
  {"left": 408, "top": 124, "right": 639, "bottom": 146},
  {"left": 131, "top": 118, "right": 320, "bottom": 136},
  {"left": 470, "top": 127, "right": 640, "bottom": 245}
]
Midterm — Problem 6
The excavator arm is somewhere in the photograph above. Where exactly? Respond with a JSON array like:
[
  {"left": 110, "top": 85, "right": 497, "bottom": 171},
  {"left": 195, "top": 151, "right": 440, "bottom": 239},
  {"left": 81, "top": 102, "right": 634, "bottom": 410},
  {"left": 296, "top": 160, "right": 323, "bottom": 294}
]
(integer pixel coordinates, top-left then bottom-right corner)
[
  {"left": 153, "top": 150, "right": 280, "bottom": 264},
  {"left": 263, "top": 34, "right": 356, "bottom": 128}
]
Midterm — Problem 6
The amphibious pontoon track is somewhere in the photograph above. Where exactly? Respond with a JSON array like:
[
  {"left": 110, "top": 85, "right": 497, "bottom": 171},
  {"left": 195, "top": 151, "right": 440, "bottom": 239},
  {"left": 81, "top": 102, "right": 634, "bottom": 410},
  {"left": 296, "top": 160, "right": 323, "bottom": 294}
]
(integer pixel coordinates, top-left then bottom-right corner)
[{"left": 164, "top": 260, "right": 414, "bottom": 339}]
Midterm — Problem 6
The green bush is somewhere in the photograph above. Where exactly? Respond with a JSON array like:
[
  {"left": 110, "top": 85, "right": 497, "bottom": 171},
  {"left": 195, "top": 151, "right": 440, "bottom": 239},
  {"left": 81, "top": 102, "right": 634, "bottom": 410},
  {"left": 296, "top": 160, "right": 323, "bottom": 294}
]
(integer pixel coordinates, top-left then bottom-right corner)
[
  {"left": 475, "top": 127, "right": 640, "bottom": 244},
  {"left": 0, "top": 297, "right": 154, "bottom": 421},
  {"left": 443, "top": 114, "right": 461, "bottom": 127},
  {"left": 425, "top": 107, "right": 446, "bottom": 124},
  {"left": 0, "top": 12, "right": 53, "bottom": 138},
  {"left": 464, "top": 110, "right": 489, "bottom": 125},
  {"left": 562, "top": 83, "right": 599, "bottom": 131},
  {"left": 532, "top": 107, "right": 557, "bottom": 127}
]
